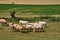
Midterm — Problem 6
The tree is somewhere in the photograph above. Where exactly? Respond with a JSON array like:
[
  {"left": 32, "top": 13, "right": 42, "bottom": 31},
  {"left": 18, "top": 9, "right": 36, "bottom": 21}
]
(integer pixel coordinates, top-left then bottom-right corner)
[
  {"left": 9, "top": 2, "right": 16, "bottom": 19},
  {"left": 9, "top": 9, "right": 16, "bottom": 19}
]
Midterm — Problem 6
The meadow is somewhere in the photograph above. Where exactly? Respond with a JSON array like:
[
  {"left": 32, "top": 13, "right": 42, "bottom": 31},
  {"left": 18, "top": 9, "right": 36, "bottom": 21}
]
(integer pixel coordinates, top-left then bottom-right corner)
[
  {"left": 0, "top": 22, "right": 60, "bottom": 40},
  {"left": 0, "top": 4, "right": 60, "bottom": 22},
  {"left": 0, "top": 4, "right": 60, "bottom": 15},
  {"left": 0, "top": 4, "right": 60, "bottom": 40}
]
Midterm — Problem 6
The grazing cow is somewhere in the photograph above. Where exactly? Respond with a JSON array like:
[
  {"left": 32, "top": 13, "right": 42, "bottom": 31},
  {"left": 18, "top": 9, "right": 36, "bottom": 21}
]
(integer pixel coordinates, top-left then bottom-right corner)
[
  {"left": 28, "top": 21, "right": 48, "bottom": 32},
  {"left": 0, "top": 19, "right": 7, "bottom": 25},
  {"left": 7, "top": 22, "right": 14, "bottom": 28},
  {"left": 22, "top": 24, "right": 33, "bottom": 32},
  {"left": 39, "top": 21, "right": 48, "bottom": 29},
  {"left": 13, "top": 24, "right": 23, "bottom": 31},
  {"left": 29, "top": 21, "right": 48, "bottom": 32},
  {"left": 8, "top": 23, "right": 23, "bottom": 32}
]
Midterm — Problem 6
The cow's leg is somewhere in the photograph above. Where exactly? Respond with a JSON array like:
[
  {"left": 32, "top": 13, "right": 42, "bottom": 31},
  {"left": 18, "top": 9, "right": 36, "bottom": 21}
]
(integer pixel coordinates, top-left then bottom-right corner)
[
  {"left": 33, "top": 27, "right": 36, "bottom": 32},
  {"left": 40, "top": 27, "right": 45, "bottom": 32}
]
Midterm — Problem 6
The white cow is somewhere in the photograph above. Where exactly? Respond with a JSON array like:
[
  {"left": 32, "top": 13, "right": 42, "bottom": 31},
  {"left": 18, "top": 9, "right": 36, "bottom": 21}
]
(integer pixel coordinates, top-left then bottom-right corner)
[
  {"left": 22, "top": 24, "right": 33, "bottom": 29},
  {"left": 31, "top": 21, "right": 48, "bottom": 32},
  {"left": 19, "top": 20, "right": 28, "bottom": 25},
  {"left": 39, "top": 21, "right": 48, "bottom": 29}
]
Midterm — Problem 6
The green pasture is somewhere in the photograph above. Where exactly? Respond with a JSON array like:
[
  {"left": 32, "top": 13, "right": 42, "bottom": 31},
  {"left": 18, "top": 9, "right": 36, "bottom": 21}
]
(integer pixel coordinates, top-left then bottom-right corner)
[
  {"left": 0, "top": 22, "right": 60, "bottom": 40},
  {"left": 0, "top": 4, "right": 60, "bottom": 40},
  {"left": 0, "top": 4, "right": 60, "bottom": 15},
  {"left": 0, "top": 4, "right": 60, "bottom": 21},
  {"left": 0, "top": 4, "right": 60, "bottom": 22}
]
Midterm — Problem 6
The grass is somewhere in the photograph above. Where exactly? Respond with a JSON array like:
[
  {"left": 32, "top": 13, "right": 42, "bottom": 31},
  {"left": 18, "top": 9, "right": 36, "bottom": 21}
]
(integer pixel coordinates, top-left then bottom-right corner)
[
  {"left": 0, "top": 22, "right": 60, "bottom": 40},
  {"left": 0, "top": 4, "right": 60, "bottom": 20},
  {"left": 0, "top": 4, "right": 60, "bottom": 22},
  {"left": 0, "top": 4, "right": 60, "bottom": 40},
  {"left": 0, "top": 4, "right": 60, "bottom": 15}
]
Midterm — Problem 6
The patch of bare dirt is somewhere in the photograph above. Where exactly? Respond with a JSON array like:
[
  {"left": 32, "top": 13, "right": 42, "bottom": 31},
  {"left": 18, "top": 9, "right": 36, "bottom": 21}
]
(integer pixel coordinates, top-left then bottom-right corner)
[{"left": 0, "top": 0, "right": 60, "bottom": 4}]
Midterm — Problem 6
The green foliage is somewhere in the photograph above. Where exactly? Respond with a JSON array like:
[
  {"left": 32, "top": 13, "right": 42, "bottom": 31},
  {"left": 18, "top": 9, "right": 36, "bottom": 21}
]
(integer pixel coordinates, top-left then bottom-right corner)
[
  {"left": 49, "top": 17, "right": 60, "bottom": 21},
  {"left": 9, "top": 8, "right": 16, "bottom": 19}
]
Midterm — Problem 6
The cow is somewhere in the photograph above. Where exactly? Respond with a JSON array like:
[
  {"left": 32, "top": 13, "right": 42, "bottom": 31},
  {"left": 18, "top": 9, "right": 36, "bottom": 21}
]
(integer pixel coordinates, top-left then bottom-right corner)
[
  {"left": 33, "top": 21, "right": 48, "bottom": 32},
  {"left": 8, "top": 23, "right": 23, "bottom": 32},
  {"left": 19, "top": 20, "right": 28, "bottom": 25},
  {"left": 0, "top": 19, "right": 7, "bottom": 25},
  {"left": 28, "top": 21, "right": 48, "bottom": 32},
  {"left": 22, "top": 24, "right": 33, "bottom": 32}
]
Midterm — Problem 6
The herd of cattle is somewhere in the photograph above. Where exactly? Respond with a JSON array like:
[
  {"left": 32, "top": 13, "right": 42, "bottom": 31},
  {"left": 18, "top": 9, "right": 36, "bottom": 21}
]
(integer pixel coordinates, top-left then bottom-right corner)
[{"left": 0, "top": 19, "right": 48, "bottom": 33}]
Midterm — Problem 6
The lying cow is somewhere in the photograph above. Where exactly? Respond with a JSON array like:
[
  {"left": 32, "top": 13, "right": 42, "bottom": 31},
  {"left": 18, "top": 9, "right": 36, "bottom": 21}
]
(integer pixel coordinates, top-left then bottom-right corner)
[
  {"left": 19, "top": 20, "right": 28, "bottom": 25},
  {"left": 0, "top": 19, "right": 7, "bottom": 25}
]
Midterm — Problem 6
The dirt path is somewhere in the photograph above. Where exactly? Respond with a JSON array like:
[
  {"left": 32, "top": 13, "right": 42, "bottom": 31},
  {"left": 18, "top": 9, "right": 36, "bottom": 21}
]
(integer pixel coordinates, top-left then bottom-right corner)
[{"left": 0, "top": 0, "right": 60, "bottom": 4}]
